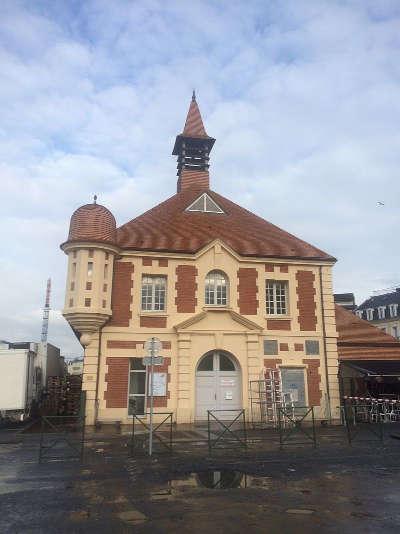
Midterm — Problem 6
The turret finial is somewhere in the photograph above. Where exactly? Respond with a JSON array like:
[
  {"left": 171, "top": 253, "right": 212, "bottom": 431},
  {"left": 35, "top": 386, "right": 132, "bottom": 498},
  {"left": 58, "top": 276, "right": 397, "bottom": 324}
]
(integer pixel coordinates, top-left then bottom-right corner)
[
  {"left": 93, "top": 194, "right": 97, "bottom": 204},
  {"left": 192, "top": 89, "right": 196, "bottom": 101}
]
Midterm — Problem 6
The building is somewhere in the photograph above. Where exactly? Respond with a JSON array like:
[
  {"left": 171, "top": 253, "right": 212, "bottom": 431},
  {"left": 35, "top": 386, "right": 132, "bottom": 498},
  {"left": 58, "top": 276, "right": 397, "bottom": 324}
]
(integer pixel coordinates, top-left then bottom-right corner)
[
  {"left": 61, "top": 94, "right": 341, "bottom": 426},
  {"left": 334, "top": 293, "right": 356, "bottom": 311},
  {"left": 336, "top": 305, "right": 400, "bottom": 397},
  {"left": 356, "top": 288, "right": 400, "bottom": 340},
  {"left": 0, "top": 340, "right": 63, "bottom": 417}
]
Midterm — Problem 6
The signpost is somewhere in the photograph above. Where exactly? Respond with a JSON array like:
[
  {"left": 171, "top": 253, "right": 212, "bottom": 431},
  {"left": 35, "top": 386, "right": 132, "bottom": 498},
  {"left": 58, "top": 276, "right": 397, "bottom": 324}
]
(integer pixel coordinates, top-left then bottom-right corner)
[{"left": 143, "top": 337, "right": 163, "bottom": 456}]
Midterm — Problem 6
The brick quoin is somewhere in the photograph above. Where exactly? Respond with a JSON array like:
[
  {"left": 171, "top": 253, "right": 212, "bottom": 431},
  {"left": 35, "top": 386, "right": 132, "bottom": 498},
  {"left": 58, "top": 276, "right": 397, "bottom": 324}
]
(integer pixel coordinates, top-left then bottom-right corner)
[
  {"left": 267, "top": 319, "right": 291, "bottom": 331},
  {"left": 157, "top": 258, "right": 168, "bottom": 267},
  {"left": 279, "top": 265, "right": 289, "bottom": 273},
  {"left": 296, "top": 270, "right": 317, "bottom": 331},
  {"left": 295, "top": 343, "right": 304, "bottom": 351},
  {"left": 279, "top": 343, "right": 289, "bottom": 351},
  {"left": 140, "top": 316, "right": 167, "bottom": 328},
  {"left": 142, "top": 257, "right": 152, "bottom": 266},
  {"left": 237, "top": 268, "right": 258, "bottom": 315},
  {"left": 104, "top": 357, "right": 130, "bottom": 408},
  {"left": 303, "top": 358, "right": 322, "bottom": 406},
  {"left": 107, "top": 340, "right": 171, "bottom": 349},
  {"left": 152, "top": 357, "right": 171, "bottom": 408},
  {"left": 109, "top": 262, "right": 134, "bottom": 327},
  {"left": 175, "top": 265, "right": 197, "bottom": 313},
  {"left": 263, "top": 358, "right": 282, "bottom": 369},
  {"left": 265, "top": 264, "right": 275, "bottom": 272}
]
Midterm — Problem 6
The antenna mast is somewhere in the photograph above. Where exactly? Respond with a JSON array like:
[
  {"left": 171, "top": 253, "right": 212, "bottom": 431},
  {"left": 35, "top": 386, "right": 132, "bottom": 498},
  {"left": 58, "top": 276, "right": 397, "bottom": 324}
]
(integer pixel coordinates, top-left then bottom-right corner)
[{"left": 41, "top": 278, "right": 51, "bottom": 343}]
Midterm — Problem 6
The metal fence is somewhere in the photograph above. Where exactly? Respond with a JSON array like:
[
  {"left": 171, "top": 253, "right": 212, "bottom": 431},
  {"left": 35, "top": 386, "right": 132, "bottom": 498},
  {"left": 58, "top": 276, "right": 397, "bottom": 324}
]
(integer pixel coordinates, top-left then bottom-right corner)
[
  {"left": 38, "top": 415, "right": 85, "bottom": 463},
  {"left": 130, "top": 412, "right": 173, "bottom": 455},
  {"left": 207, "top": 409, "right": 247, "bottom": 453},
  {"left": 277, "top": 406, "right": 317, "bottom": 449},
  {"left": 342, "top": 398, "right": 384, "bottom": 444}
]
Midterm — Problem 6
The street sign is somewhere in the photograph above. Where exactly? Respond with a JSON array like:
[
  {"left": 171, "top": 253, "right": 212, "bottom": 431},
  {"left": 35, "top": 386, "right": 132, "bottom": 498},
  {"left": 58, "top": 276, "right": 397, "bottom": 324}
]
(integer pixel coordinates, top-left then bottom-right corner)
[
  {"left": 144, "top": 337, "right": 162, "bottom": 353},
  {"left": 142, "top": 356, "right": 164, "bottom": 366}
]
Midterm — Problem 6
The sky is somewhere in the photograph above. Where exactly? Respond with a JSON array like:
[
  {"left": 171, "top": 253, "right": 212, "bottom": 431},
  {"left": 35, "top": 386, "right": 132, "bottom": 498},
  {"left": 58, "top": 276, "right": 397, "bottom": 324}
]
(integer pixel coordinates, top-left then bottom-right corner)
[{"left": 1, "top": 0, "right": 400, "bottom": 356}]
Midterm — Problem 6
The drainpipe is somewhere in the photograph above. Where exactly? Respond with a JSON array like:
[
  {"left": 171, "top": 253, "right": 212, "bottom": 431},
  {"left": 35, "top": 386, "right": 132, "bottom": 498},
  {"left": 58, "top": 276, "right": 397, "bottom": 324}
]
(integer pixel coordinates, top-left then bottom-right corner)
[
  {"left": 94, "top": 320, "right": 108, "bottom": 425},
  {"left": 319, "top": 266, "right": 332, "bottom": 423}
]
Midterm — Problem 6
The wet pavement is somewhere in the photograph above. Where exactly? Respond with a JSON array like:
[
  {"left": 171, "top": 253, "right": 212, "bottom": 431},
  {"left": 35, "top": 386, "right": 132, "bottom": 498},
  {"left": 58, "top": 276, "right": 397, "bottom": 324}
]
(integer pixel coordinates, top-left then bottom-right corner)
[{"left": 1, "top": 426, "right": 400, "bottom": 532}]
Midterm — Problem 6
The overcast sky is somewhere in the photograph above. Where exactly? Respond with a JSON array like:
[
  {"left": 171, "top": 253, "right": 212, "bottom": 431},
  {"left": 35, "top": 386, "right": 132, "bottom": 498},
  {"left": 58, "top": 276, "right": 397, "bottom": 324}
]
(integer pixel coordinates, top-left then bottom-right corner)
[{"left": 1, "top": 0, "right": 399, "bottom": 356}]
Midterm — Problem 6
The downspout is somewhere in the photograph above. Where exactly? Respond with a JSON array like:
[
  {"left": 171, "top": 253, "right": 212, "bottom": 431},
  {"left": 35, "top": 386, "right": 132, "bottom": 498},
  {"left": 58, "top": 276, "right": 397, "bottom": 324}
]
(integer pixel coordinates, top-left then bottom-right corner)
[
  {"left": 319, "top": 266, "right": 332, "bottom": 423},
  {"left": 94, "top": 320, "right": 109, "bottom": 425}
]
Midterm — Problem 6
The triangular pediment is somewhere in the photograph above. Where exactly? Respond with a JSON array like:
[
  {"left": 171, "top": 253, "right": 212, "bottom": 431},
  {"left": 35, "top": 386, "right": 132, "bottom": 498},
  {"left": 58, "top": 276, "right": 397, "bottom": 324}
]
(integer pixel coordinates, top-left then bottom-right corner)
[{"left": 174, "top": 308, "right": 263, "bottom": 332}]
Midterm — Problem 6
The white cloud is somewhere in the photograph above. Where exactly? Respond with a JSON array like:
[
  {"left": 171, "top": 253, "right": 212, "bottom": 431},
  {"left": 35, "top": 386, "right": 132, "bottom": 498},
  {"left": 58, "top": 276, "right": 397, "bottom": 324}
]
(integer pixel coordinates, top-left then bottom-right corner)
[{"left": 0, "top": 0, "right": 400, "bottom": 352}]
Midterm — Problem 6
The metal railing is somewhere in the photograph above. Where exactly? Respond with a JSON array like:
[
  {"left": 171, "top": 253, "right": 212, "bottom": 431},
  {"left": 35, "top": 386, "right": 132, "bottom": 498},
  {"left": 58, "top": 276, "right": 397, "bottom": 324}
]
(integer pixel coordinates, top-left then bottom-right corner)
[
  {"left": 207, "top": 409, "right": 247, "bottom": 452},
  {"left": 38, "top": 415, "right": 85, "bottom": 463},
  {"left": 130, "top": 412, "right": 173, "bottom": 455},
  {"left": 278, "top": 406, "right": 317, "bottom": 449}
]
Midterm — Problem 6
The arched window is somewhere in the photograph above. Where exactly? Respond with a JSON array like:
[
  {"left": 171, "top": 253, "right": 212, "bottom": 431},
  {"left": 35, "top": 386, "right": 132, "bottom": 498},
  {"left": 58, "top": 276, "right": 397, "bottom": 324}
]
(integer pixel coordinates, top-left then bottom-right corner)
[{"left": 205, "top": 270, "right": 228, "bottom": 306}]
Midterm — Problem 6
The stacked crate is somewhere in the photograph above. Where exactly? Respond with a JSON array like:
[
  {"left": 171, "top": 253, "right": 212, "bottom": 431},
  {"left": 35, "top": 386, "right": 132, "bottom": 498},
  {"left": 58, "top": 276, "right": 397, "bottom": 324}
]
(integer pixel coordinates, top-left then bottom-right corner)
[{"left": 43, "top": 375, "right": 82, "bottom": 416}]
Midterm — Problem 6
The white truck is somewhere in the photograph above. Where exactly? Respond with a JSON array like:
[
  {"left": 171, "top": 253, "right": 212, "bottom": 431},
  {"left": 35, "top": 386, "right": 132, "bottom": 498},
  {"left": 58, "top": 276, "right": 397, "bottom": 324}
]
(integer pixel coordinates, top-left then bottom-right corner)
[{"left": 0, "top": 341, "right": 38, "bottom": 421}]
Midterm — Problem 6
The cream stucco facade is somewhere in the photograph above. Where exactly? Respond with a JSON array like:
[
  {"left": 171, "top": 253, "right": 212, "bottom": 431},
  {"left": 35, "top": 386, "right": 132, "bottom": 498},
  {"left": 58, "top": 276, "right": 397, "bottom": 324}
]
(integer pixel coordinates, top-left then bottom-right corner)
[{"left": 61, "top": 239, "right": 340, "bottom": 426}]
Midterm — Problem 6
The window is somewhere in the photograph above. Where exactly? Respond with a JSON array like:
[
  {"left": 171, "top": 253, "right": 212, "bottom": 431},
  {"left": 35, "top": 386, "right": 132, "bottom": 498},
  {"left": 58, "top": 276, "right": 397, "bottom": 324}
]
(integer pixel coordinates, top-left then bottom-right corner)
[
  {"left": 281, "top": 368, "right": 306, "bottom": 407},
  {"left": 392, "top": 326, "right": 398, "bottom": 339},
  {"left": 71, "top": 262, "right": 76, "bottom": 277},
  {"left": 104, "top": 264, "right": 108, "bottom": 279},
  {"left": 88, "top": 249, "right": 94, "bottom": 258},
  {"left": 264, "top": 340, "right": 278, "bottom": 355},
  {"left": 266, "top": 281, "right": 288, "bottom": 315},
  {"left": 141, "top": 276, "right": 166, "bottom": 311},
  {"left": 128, "top": 358, "right": 147, "bottom": 415},
  {"left": 197, "top": 352, "right": 235, "bottom": 372},
  {"left": 389, "top": 304, "right": 398, "bottom": 318},
  {"left": 87, "top": 262, "right": 93, "bottom": 277},
  {"left": 205, "top": 270, "right": 228, "bottom": 306},
  {"left": 102, "top": 299, "right": 106, "bottom": 308},
  {"left": 186, "top": 193, "right": 224, "bottom": 213},
  {"left": 73, "top": 251, "right": 77, "bottom": 259},
  {"left": 355, "top": 310, "right": 363, "bottom": 319},
  {"left": 86, "top": 282, "right": 92, "bottom": 290},
  {"left": 70, "top": 281, "right": 75, "bottom": 291},
  {"left": 69, "top": 298, "right": 73, "bottom": 307},
  {"left": 378, "top": 306, "right": 386, "bottom": 320},
  {"left": 305, "top": 340, "right": 320, "bottom": 355},
  {"left": 103, "top": 283, "right": 108, "bottom": 292},
  {"left": 366, "top": 308, "right": 374, "bottom": 321},
  {"left": 84, "top": 298, "right": 91, "bottom": 307}
]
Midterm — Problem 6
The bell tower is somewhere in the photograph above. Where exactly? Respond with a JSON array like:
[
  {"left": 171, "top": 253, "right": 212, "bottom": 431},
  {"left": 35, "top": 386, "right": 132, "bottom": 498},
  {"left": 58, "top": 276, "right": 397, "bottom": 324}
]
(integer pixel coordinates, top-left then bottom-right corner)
[{"left": 172, "top": 91, "right": 215, "bottom": 192}]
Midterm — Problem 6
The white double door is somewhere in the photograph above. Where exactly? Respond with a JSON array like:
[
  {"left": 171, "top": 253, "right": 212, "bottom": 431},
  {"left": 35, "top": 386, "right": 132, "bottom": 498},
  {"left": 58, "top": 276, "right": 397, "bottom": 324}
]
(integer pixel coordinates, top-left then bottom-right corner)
[{"left": 195, "top": 351, "right": 241, "bottom": 420}]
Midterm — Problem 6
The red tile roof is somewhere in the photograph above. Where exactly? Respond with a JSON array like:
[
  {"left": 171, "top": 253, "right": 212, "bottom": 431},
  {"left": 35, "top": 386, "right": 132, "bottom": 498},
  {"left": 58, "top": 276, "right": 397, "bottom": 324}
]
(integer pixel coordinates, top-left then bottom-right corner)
[
  {"left": 67, "top": 203, "right": 116, "bottom": 244},
  {"left": 116, "top": 189, "right": 335, "bottom": 261},
  {"left": 182, "top": 95, "right": 209, "bottom": 138},
  {"left": 336, "top": 305, "right": 400, "bottom": 360}
]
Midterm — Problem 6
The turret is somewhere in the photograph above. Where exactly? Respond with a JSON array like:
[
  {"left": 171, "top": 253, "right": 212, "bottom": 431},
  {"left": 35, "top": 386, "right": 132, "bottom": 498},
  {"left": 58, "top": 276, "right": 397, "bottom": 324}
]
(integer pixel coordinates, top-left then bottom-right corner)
[{"left": 60, "top": 197, "right": 118, "bottom": 346}]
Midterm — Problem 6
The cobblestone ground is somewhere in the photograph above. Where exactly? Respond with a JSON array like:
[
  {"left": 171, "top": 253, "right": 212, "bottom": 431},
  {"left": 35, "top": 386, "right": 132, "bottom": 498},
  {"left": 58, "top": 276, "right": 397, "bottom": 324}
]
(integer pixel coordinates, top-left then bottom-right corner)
[{"left": 0, "top": 425, "right": 400, "bottom": 533}]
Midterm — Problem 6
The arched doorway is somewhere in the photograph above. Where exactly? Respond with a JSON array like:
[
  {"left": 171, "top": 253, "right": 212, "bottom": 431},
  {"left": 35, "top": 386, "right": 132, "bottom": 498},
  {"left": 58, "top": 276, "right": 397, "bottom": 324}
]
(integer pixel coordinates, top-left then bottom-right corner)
[{"left": 195, "top": 351, "right": 242, "bottom": 420}]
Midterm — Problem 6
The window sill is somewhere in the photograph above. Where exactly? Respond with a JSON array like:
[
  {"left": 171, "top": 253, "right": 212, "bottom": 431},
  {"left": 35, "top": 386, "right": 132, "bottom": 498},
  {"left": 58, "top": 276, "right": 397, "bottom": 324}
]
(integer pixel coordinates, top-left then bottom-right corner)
[
  {"left": 139, "top": 311, "right": 168, "bottom": 317},
  {"left": 203, "top": 305, "right": 231, "bottom": 311},
  {"left": 264, "top": 315, "right": 292, "bottom": 320}
]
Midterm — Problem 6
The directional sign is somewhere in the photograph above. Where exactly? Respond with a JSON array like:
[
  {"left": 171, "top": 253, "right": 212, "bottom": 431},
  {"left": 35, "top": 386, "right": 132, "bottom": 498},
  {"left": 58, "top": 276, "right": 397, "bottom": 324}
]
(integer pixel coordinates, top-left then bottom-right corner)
[
  {"left": 144, "top": 337, "right": 162, "bottom": 353},
  {"left": 142, "top": 356, "right": 164, "bottom": 366}
]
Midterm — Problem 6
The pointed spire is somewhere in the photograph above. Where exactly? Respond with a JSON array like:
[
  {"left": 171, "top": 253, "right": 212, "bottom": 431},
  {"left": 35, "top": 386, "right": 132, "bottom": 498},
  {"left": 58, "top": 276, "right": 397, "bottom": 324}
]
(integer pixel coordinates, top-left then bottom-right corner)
[{"left": 182, "top": 92, "right": 208, "bottom": 137}]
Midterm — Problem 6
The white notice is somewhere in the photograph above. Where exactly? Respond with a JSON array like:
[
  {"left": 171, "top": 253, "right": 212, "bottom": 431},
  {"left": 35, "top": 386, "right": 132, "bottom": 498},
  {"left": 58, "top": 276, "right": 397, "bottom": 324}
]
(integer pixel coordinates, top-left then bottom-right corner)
[
  {"left": 220, "top": 378, "right": 235, "bottom": 387},
  {"left": 288, "top": 388, "right": 299, "bottom": 402},
  {"left": 148, "top": 373, "right": 167, "bottom": 397},
  {"left": 225, "top": 391, "right": 233, "bottom": 400}
]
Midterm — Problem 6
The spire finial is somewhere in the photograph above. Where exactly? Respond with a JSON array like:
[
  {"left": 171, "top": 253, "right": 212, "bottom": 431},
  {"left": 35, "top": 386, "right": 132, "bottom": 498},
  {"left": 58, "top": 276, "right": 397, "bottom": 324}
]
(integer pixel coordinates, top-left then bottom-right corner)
[
  {"left": 93, "top": 194, "right": 97, "bottom": 204},
  {"left": 192, "top": 89, "right": 196, "bottom": 101}
]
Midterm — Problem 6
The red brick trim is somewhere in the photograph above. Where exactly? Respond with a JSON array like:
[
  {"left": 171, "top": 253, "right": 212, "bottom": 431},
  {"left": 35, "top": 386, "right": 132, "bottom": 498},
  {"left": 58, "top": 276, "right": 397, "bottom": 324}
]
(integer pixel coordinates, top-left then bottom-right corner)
[
  {"left": 295, "top": 343, "right": 304, "bottom": 351},
  {"left": 279, "top": 343, "right": 289, "bottom": 351},
  {"left": 267, "top": 319, "right": 291, "bottom": 330},
  {"left": 265, "top": 264, "right": 274, "bottom": 272},
  {"left": 303, "top": 358, "right": 322, "bottom": 406},
  {"left": 264, "top": 358, "right": 282, "bottom": 369},
  {"left": 142, "top": 257, "right": 152, "bottom": 266},
  {"left": 296, "top": 270, "right": 317, "bottom": 331},
  {"left": 157, "top": 258, "right": 168, "bottom": 267},
  {"left": 107, "top": 340, "right": 171, "bottom": 349},
  {"left": 237, "top": 268, "right": 258, "bottom": 315},
  {"left": 109, "top": 262, "right": 134, "bottom": 327},
  {"left": 175, "top": 265, "right": 197, "bottom": 313},
  {"left": 140, "top": 316, "right": 167, "bottom": 328},
  {"left": 279, "top": 265, "right": 288, "bottom": 273},
  {"left": 104, "top": 357, "right": 129, "bottom": 408}
]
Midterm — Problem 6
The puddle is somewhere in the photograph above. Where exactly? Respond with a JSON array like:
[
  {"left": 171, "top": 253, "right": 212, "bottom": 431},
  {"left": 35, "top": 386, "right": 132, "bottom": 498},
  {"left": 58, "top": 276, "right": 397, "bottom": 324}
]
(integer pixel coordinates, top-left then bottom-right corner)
[{"left": 164, "top": 469, "right": 273, "bottom": 492}]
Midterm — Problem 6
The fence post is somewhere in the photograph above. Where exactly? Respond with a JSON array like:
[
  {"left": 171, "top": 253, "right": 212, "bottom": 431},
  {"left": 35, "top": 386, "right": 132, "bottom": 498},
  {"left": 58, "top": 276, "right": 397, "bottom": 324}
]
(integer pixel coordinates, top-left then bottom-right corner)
[
  {"left": 242, "top": 410, "right": 248, "bottom": 449},
  {"left": 207, "top": 411, "right": 212, "bottom": 454},
  {"left": 278, "top": 408, "right": 283, "bottom": 450},
  {"left": 311, "top": 407, "right": 317, "bottom": 448},
  {"left": 38, "top": 417, "right": 45, "bottom": 463}
]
